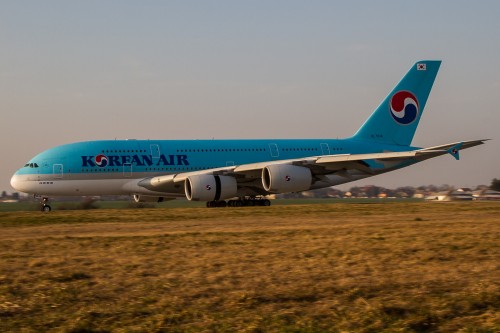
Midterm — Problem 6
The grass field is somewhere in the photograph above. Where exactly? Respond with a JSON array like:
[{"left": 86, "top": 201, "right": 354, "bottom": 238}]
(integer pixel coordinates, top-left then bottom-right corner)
[{"left": 0, "top": 202, "right": 498, "bottom": 332}]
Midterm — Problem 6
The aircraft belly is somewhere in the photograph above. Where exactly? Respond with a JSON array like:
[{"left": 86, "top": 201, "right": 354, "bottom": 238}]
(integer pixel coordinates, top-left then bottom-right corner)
[{"left": 14, "top": 174, "right": 181, "bottom": 197}]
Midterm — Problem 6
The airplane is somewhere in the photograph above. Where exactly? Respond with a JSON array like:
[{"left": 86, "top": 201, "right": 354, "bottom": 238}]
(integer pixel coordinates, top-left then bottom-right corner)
[{"left": 10, "top": 60, "right": 487, "bottom": 211}]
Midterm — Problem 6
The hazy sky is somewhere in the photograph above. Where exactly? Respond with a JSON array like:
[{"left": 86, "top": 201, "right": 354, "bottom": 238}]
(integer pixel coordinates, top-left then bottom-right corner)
[{"left": 1, "top": 1, "right": 499, "bottom": 192}]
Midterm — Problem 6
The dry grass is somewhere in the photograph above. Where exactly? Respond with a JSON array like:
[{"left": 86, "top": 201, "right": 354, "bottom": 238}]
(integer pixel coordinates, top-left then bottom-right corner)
[{"left": 0, "top": 202, "right": 499, "bottom": 332}]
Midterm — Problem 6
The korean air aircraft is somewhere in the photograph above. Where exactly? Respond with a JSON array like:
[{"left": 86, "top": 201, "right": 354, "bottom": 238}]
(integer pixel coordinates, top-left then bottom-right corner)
[{"left": 11, "top": 60, "right": 486, "bottom": 211}]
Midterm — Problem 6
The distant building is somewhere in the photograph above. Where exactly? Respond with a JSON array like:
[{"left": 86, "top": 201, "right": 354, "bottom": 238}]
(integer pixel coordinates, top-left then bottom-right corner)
[
  {"left": 425, "top": 188, "right": 473, "bottom": 201},
  {"left": 473, "top": 189, "right": 500, "bottom": 201},
  {"left": 0, "top": 192, "right": 20, "bottom": 203}
]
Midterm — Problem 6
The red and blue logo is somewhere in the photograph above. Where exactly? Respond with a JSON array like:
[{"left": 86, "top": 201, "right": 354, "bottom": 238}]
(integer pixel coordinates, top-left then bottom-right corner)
[
  {"left": 389, "top": 91, "right": 419, "bottom": 125},
  {"left": 95, "top": 154, "right": 109, "bottom": 167}
]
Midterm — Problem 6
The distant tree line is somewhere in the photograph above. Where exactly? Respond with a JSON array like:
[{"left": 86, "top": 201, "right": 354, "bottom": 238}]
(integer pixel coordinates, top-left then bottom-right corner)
[
  {"left": 279, "top": 180, "right": 500, "bottom": 199},
  {"left": 491, "top": 178, "right": 500, "bottom": 191}
]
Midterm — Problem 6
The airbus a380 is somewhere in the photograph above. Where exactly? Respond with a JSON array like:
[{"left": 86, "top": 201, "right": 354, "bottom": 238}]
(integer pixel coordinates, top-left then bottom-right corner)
[{"left": 11, "top": 60, "right": 487, "bottom": 211}]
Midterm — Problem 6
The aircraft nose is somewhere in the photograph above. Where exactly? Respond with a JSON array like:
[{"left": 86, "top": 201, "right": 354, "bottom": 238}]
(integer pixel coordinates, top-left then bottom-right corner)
[{"left": 10, "top": 173, "right": 24, "bottom": 192}]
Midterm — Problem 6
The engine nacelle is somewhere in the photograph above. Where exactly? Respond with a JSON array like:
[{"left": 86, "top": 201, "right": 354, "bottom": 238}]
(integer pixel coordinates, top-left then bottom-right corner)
[
  {"left": 185, "top": 175, "right": 238, "bottom": 201},
  {"left": 133, "top": 195, "right": 166, "bottom": 203},
  {"left": 262, "top": 164, "right": 312, "bottom": 193}
]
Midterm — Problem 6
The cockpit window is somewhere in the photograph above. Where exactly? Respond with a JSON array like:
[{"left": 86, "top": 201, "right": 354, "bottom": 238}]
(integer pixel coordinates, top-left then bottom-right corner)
[
  {"left": 25, "top": 163, "right": 40, "bottom": 168},
  {"left": 24, "top": 163, "right": 30, "bottom": 167},
  {"left": 34, "top": 163, "right": 39, "bottom": 168}
]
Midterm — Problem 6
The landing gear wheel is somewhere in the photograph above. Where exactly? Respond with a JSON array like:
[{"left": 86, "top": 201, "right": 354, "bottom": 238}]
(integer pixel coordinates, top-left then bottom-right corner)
[
  {"left": 38, "top": 197, "right": 52, "bottom": 212},
  {"left": 209, "top": 198, "right": 271, "bottom": 208},
  {"left": 207, "top": 200, "right": 227, "bottom": 208}
]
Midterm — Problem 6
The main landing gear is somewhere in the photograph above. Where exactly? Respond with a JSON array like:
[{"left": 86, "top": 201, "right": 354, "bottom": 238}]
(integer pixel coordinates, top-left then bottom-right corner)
[{"left": 206, "top": 197, "right": 271, "bottom": 208}]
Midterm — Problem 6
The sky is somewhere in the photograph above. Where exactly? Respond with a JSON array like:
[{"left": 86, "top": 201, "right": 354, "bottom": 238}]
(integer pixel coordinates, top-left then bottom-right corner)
[{"left": 1, "top": 0, "right": 499, "bottom": 192}]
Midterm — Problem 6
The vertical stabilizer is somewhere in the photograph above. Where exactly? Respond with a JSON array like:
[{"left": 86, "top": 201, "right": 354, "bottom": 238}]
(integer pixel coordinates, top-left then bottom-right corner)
[{"left": 351, "top": 60, "right": 441, "bottom": 146}]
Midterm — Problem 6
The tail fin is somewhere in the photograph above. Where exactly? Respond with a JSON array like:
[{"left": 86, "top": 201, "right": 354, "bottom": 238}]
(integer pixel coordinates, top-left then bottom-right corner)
[{"left": 351, "top": 60, "right": 441, "bottom": 146}]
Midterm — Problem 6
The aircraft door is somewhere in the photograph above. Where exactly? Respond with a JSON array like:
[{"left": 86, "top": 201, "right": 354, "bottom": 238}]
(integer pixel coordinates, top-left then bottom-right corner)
[
  {"left": 53, "top": 164, "right": 63, "bottom": 179},
  {"left": 150, "top": 144, "right": 160, "bottom": 163},
  {"left": 123, "top": 163, "right": 132, "bottom": 178},
  {"left": 269, "top": 143, "right": 279, "bottom": 158},
  {"left": 320, "top": 143, "right": 330, "bottom": 155}
]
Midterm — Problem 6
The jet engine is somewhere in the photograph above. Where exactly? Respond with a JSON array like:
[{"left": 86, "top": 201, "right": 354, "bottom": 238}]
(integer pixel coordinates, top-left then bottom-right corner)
[
  {"left": 133, "top": 195, "right": 166, "bottom": 203},
  {"left": 185, "top": 175, "right": 238, "bottom": 201},
  {"left": 262, "top": 164, "right": 312, "bottom": 193}
]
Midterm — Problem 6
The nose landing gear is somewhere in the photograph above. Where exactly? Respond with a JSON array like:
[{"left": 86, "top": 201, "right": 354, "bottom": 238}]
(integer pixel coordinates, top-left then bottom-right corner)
[{"left": 36, "top": 196, "right": 52, "bottom": 212}]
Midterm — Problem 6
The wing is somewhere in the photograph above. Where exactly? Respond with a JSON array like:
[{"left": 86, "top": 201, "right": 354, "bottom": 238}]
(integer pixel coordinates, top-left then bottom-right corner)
[{"left": 138, "top": 139, "right": 488, "bottom": 197}]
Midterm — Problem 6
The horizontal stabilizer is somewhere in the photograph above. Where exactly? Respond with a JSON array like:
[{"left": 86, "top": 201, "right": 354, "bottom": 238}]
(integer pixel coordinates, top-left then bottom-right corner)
[{"left": 420, "top": 139, "right": 489, "bottom": 161}]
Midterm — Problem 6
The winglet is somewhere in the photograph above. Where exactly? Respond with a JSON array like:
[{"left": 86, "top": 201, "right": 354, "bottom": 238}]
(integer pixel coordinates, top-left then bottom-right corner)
[{"left": 447, "top": 142, "right": 463, "bottom": 160}]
